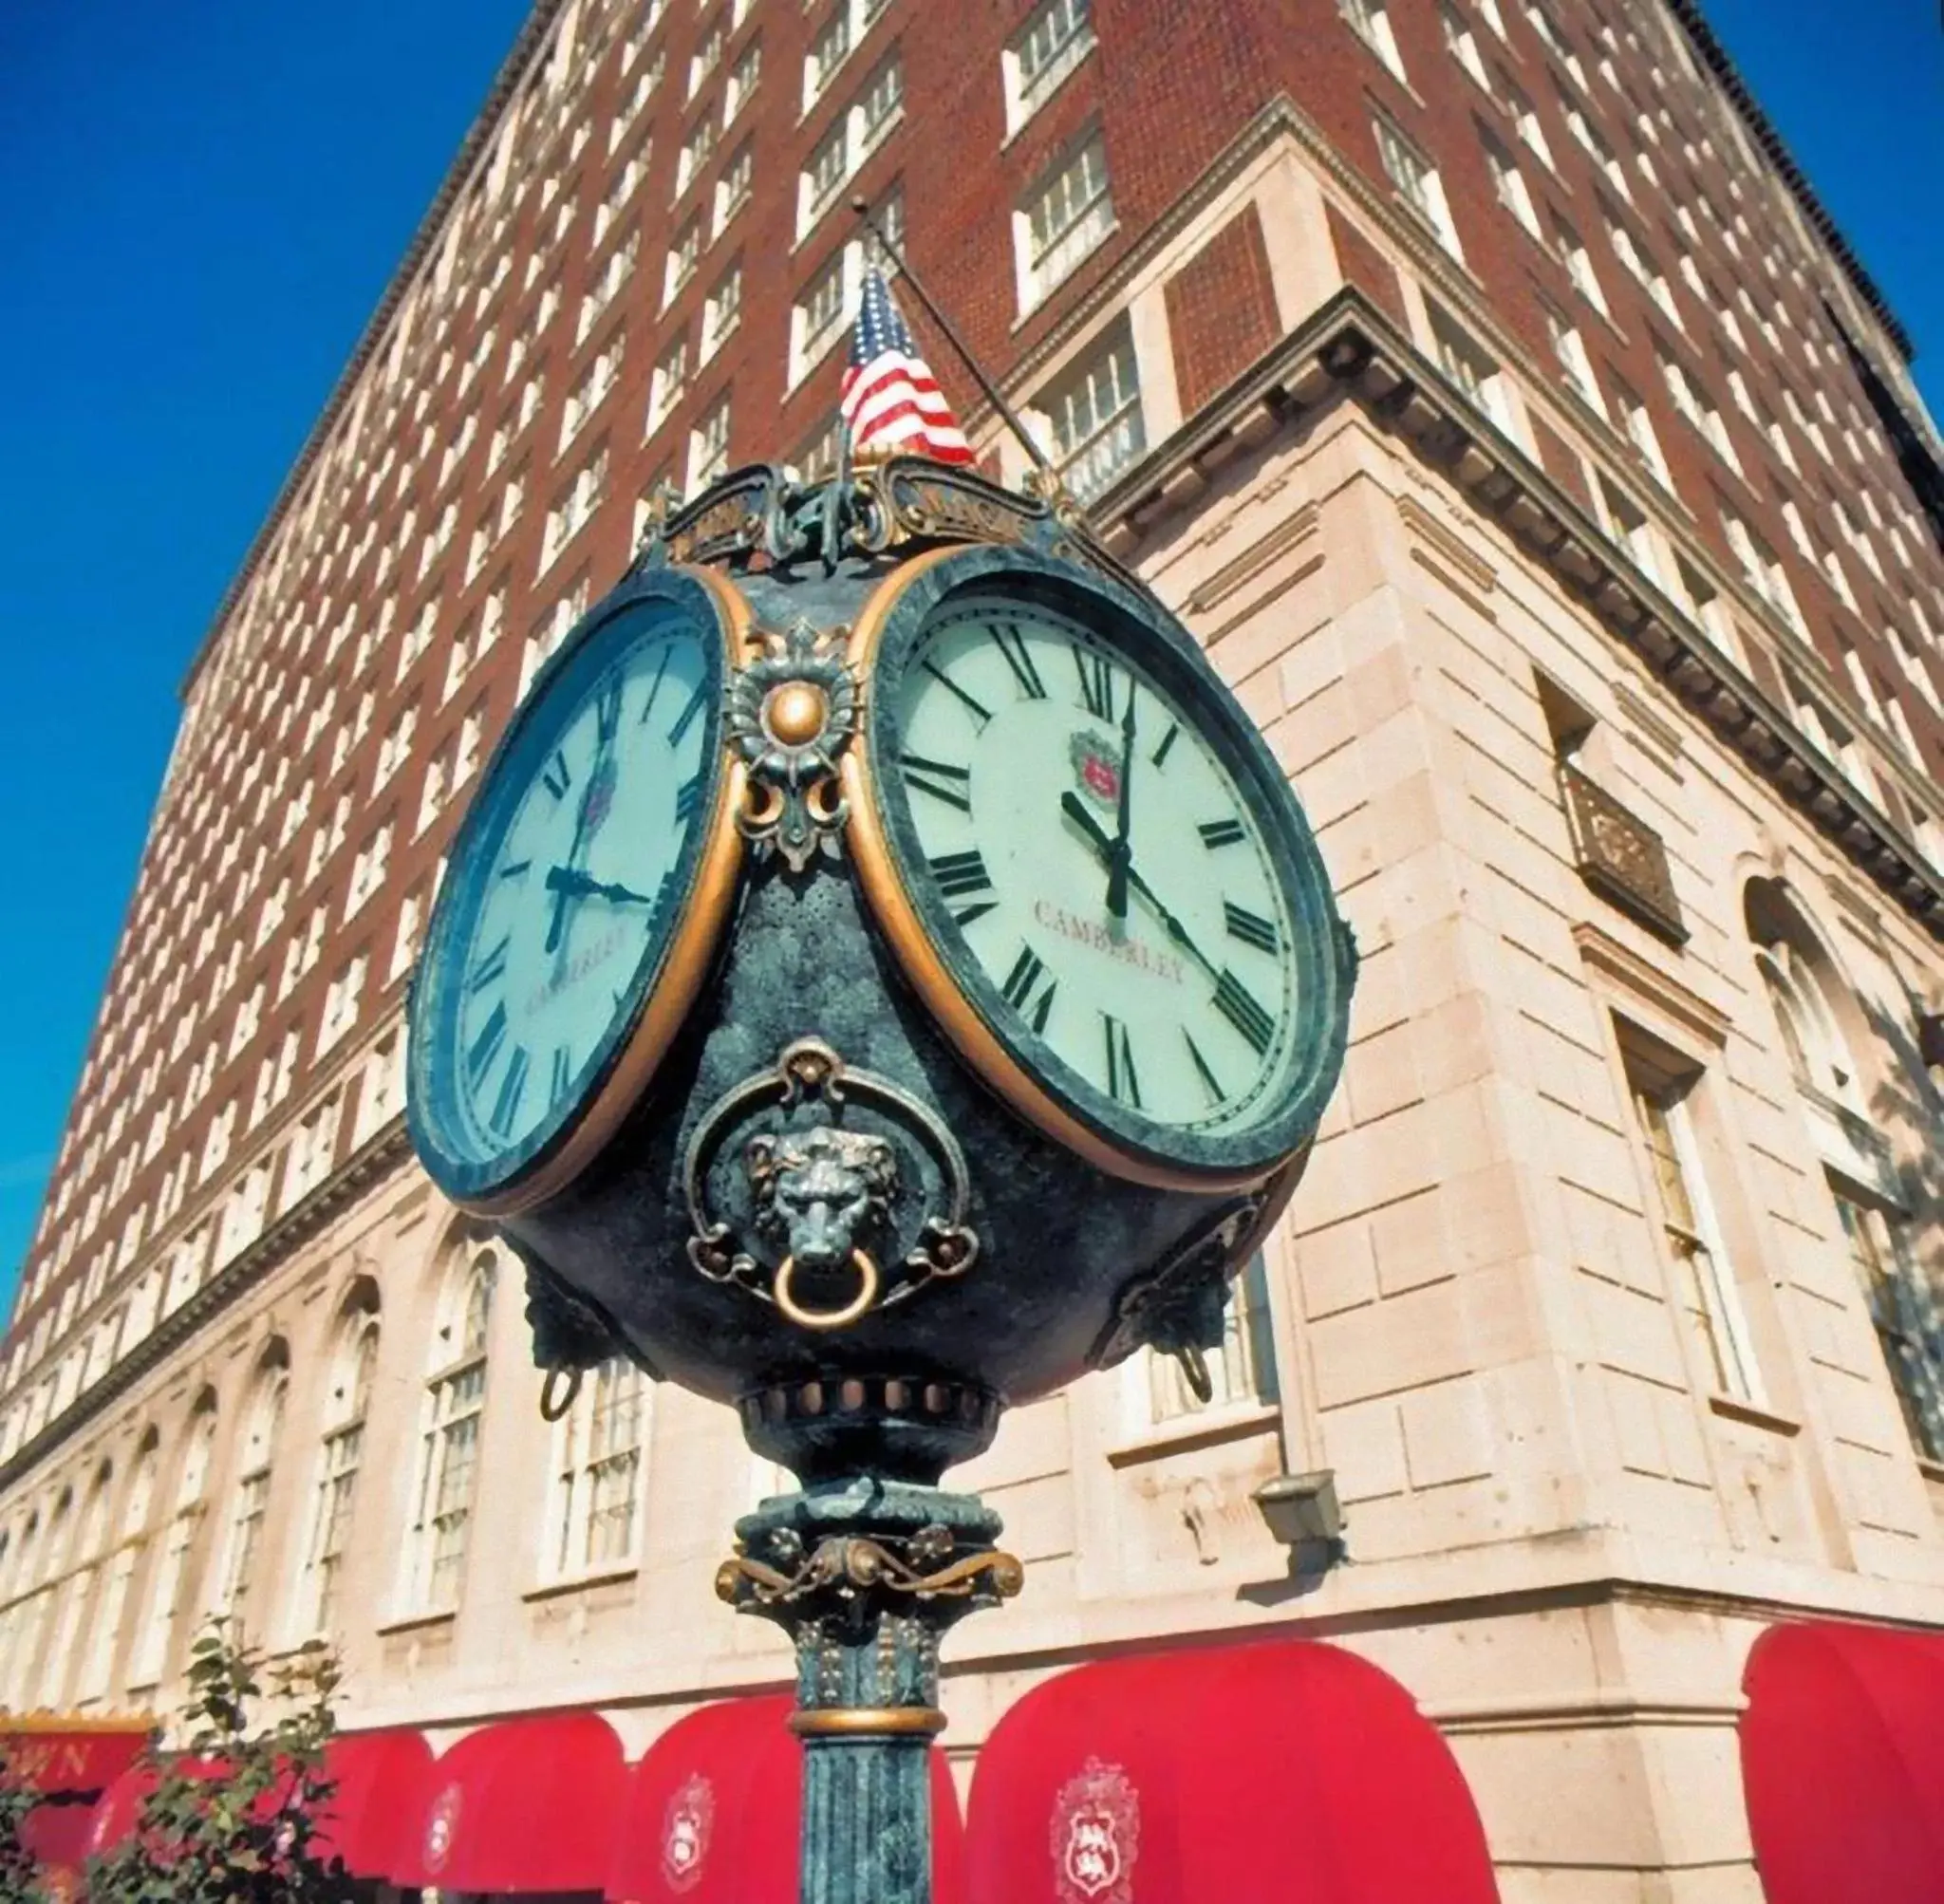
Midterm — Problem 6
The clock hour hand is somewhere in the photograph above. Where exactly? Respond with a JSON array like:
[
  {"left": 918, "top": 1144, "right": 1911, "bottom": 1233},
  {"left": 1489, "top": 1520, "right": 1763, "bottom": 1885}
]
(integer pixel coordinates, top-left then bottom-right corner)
[
  {"left": 1105, "top": 683, "right": 1137, "bottom": 922},
  {"left": 545, "top": 865, "right": 661, "bottom": 907},
  {"left": 1058, "top": 793, "right": 1218, "bottom": 979}
]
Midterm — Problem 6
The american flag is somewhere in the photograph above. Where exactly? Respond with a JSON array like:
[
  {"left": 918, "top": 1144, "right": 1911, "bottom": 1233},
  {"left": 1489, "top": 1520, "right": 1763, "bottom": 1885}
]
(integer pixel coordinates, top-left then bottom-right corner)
[{"left": 838, "top": 270, "right": 976, "bottom": 465}]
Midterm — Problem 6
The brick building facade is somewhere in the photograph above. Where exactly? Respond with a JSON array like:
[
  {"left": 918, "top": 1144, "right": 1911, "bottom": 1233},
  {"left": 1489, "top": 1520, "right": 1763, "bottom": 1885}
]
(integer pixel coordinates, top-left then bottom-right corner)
[{"left": 4, "top": 0, "right": 1944, "bottom": 1894}]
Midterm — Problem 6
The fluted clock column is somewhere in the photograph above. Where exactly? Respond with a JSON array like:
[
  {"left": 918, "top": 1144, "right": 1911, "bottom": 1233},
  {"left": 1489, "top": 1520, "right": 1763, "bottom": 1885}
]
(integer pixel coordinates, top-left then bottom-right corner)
[{"left": 718, "top": 1480, "right": 1021, "bottom": 1904}]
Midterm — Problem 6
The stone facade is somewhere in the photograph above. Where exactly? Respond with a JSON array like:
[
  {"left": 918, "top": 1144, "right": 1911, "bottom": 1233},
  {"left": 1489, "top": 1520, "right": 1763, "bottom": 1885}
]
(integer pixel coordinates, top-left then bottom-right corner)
[{"left": 4, "top": 3, "right": 1944, "bottom": 1898}]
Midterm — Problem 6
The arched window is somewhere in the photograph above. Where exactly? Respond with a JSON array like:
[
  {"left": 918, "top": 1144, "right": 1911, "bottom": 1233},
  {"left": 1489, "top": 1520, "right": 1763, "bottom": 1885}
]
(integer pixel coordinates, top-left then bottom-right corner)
[
  {"left": 6, "top": 1492, "right": 71, "bottom": 1711},
  {"left": 298, "top": 1301, "right": 380, "bottom": 1638},
  {"left": 405, "top": 1247, "right": 496, "bottom": 1611},
  {"left": 41, "top": 1464, "right": 113, "bottom": 1709},
  {"left": 1754, "top": 939, "right": 1862, "bottom": 1111},
  {"left": 78, "top": 1432, "right": 157, "bottom": 1704},
  {"left": 547, "top": 1357, "right": 648, "bottom": 1578},
  {"left": 128, "top": 1397, "right": 217, "bottom": 1689},
  {"left": 1, "top": 1507, "right": 47, "bottom": 1710},
  {"left": 217, "top": 1348, "right": 290, "bottom": 1621},
  {"left": 1747, "top": 879, "right": 1944, "bottom": 1461}
]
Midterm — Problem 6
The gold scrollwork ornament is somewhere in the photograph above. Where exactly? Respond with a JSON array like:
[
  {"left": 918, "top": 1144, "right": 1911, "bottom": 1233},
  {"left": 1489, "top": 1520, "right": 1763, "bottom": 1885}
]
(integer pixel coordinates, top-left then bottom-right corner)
[{"left": 725, "top": 615, "right": 859, "bottom": 871}]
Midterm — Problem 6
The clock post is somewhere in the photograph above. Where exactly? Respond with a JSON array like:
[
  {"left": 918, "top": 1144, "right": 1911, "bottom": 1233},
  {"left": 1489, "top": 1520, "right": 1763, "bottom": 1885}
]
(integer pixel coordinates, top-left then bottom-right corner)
[{"left": 406, "top": 457, "right": 1355, "bottom": 1904}]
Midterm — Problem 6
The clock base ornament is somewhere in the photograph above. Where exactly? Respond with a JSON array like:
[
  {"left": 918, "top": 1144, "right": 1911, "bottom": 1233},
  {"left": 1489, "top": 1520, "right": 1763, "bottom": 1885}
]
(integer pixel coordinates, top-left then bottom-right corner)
[
  {"left": 718, "top": 1478, "right": 1020, "bottom": 1904},
  {"left": 409, "top": 458, "right": 1356, "bottom": 1904}
]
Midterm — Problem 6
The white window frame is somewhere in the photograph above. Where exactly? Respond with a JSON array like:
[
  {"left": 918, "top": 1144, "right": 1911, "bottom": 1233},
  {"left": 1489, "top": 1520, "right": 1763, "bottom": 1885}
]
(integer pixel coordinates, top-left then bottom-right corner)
[
  {"left": 1014, "top": 129, "right": 1116, "bottom": 312},
  {"left": 1374, "top": 116, "right": 1463, "bottom": 261},
  {"left": 1001, "top": 0, "right": 1094, "bottom": 138},
  {"left": 545, "top": 1358, "right": 650, "bottom": 1580}
]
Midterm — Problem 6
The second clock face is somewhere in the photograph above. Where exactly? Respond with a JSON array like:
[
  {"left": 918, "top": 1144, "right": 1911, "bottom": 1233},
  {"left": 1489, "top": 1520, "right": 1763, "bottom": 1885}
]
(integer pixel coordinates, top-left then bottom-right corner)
[
  {"left": 885, "top": 589, "right": 1304, "bottom": 1148},
  {"left": 408, "top": 582, "right": 728, "bottom": 1207}
]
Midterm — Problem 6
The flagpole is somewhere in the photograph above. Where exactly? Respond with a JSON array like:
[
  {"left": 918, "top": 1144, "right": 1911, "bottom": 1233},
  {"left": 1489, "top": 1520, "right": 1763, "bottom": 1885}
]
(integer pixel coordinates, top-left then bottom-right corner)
[{"left": 850, "top": 197, "right": 1059, "bottom": 480}]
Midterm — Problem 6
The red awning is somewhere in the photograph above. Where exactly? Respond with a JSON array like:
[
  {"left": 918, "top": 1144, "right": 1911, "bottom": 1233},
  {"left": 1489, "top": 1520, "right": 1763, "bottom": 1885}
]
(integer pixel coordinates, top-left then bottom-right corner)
[
  {"left": 965, "top": 1637, "right": 1500, "bottom": 1903},
  {"left": 84, "top": 1756, "right": 227, "bottom": 1859},
  {"left": 1741, "top": 1618, "right": 1944, "bottom": 1904},
  {"left": 396, "top": 1710, "right": 628, "bottom": 1893},
  {"left": 312, "top": 1728, "right": 433, "bottom": 1878},
  {"left": 0, "top": 1724, "right": 151, "bottom": 1797},
  {"left": 607, "top": 1693, "right": 965, "bottom": 1902},
  {"left": 20, "top": 1799, "right": 100, "bottom": 1882}
]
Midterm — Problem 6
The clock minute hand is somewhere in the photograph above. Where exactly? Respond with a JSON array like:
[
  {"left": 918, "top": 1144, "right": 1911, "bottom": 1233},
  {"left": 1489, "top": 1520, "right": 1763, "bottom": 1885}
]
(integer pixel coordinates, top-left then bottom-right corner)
[{"left": 1058, "top": 793, "right": 1218, "bottom": 980}]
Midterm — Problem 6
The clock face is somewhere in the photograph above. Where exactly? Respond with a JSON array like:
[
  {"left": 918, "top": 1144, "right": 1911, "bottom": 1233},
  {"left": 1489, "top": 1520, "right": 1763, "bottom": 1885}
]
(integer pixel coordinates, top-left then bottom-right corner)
[
  {"left": 408, "top": 580, "right": 734, "bottom": 1206},
  {"left": 861, "top": 564, "right": 1347, "bottom": 1181}
]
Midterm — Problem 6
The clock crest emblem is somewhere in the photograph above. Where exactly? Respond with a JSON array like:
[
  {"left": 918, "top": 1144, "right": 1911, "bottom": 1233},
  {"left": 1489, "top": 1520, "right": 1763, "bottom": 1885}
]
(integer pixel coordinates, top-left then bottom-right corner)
[{"left": 1068, "top": 729, "right": 1123, "bottom": 810}]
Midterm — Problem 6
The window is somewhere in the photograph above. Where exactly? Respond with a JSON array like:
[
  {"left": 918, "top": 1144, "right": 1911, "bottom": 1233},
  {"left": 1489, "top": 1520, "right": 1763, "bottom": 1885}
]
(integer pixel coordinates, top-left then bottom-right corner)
[
  {"left": 1481, "top": 125, "right": 1539, "bottom": 235},
  {"left": 1428, "top": 305, "right": 1515, "bottom": 437},
  {"left": 1658, "top": 348, "right": 1738, "bottom": 474},
  {"left": 283, "top": 1095, "right": 340, "bottom": 1208},
  {"left": 791, "top": 247, "right": 852, "bottom": 384},
  {"left": 356, "top": 1032, "right": 406, "bottom": 1144},
  {"left": 1340, "top": 0, "right": 1406, "bottom": 79},
  {"left": 561, "top": 337, "right": 623, "bottom": 449},
  {"left": 858, "top": 51, "right": 904, "bottom": 152},
  {"left": 1723, "top": 511, "right": 1805, "bottom": 635},
  {"left": 713, "top": 141, "right": 754, "bottom": 236},
  {"left": 317, "top": 954, "right": 367, "bottom": 1055},
  {"left": 127, "top": 1400, "right": 216, "bottom": 1687},
  {"left": 1610, "top": 216, "right": 1678, "bottom": 326},
  {"left": 78, "top": 1433, "right": 156, "bottom": 1702},
  {"left": 1624, "top": 1049, "right": 1765, "bottom": 1404},
  {"left": 389, "top": 887, "right": 424, "bottom": 984},
  {"left": 345, "top": 822, "right": 391, "bottom": 919},
  {"left": 1506, "top": 81, "right": 1554, "bottom": 167},
  {"left": 687, "top": 17, "right": 724, "bottom": 97},
  {"left": 541, "top": 443, "right": 608, "bottom": 570},
  {"left": 1834, "top": 1195, "right": 1944, "bottom": 1464},
  {"left": 1003, "top": 0, "right": 1094, "bottom": 135},
  {"left": 664, "top": 220, "right": 701, "bottom": 305},
  {"left": 549, "top": 1358, "right": 648, "bottom": 1577},
  {"left": 1138, "top": 1253, "right": 1278, "bottom": 1424},
  {"left": 1614, "top": 378, "right": 1673, "bottom": 491},
  {"left": 1374, "top": 117, "right": 1462, "bottom": 259},
  {"left": 1598, "top": 478, "right": 1664, "bottom": 588},
  {"left": 404, "top": 1250, "right": 495, "bottom": 1611},
  {"left": 1037, "top": 321, "right": 1145, "bottom": 504},
  {"left": 675, "top": 115, "right": 718, "bottom": 198},
  {"left": 1017, "top": 132, "right": 1114, "bottom": 311},
  {"left": 298, "top": 1306, "right": 378, "bottom": 1636},
  {"left": 689, "top": 394, "right": 733, "bottom": 493},
  {"left": 1554, "top": 213, "right": 1607, "bottom": 316},
  {"left": 1542, "top": 299, "right": 1603, "bottom": 415},
  {"left": 1441, "top": 0, "right": 1490, "bottom": 86},
  {"left": 702, "top": 261, "right": 742, "bottom": 360},
  {"left": 806, "top": 9, "right": 851, "bottom": 108},
  {"left": 724, "top": 39, "right": 761, "bottom": 121},
  {"left": 648, "top": 333, "right": 690, "bottom": 436},
  {"left": 216, "top": 1353, "right": 288, "bottom": 1615}
]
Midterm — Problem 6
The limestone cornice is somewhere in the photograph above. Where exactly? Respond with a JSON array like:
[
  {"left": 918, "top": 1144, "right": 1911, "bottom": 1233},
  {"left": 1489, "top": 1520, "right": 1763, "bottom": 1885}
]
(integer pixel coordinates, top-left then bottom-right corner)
[
  {"left": 0, "top": 1118, "right": 412, "bottom": 1495},
  {"left": 1081, "top": 286, "right": 1944, "bottom": 946}
]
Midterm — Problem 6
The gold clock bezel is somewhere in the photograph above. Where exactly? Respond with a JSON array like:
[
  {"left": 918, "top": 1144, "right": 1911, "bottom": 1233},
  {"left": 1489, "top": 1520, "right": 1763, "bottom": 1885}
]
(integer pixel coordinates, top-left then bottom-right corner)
[{"left": 449, "top": 564, "right": 752, "bottom": 1219}]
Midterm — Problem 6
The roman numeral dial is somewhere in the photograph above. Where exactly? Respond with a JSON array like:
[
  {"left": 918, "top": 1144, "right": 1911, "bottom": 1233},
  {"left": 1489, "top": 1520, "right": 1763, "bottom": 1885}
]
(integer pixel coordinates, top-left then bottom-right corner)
[
  {"left": 887, "top": 591, "right": 1303, "bottom": 1151},
  {"left": 429, "top": 600, "right": 726, "bottom": 1185}
]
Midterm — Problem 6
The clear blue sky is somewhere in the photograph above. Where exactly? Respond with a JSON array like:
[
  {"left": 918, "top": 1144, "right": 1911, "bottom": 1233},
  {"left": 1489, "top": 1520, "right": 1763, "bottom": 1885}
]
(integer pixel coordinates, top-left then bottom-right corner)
[{"left": 0, "top": 0, "right": 1938, "bottom": 1310}]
